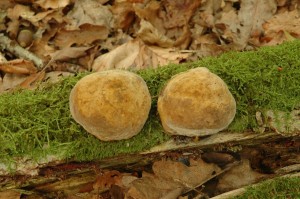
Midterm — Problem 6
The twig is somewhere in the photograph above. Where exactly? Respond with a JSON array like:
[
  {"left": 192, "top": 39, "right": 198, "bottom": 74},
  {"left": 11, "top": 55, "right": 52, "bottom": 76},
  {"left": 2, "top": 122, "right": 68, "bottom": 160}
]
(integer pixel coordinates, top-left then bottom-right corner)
[
  {"left": 0, "top": 34, "right": 43, "bottom": 69},
  {"left": 275, "top": 164, "right": 300, "bottom": 174}
]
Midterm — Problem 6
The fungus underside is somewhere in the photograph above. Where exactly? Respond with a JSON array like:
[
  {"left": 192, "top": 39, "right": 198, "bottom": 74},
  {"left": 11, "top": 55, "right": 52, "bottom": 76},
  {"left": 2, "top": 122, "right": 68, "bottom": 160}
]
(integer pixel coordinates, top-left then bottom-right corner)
[{"left": 0, "top": 41, "right": 299, "bottom": 168}]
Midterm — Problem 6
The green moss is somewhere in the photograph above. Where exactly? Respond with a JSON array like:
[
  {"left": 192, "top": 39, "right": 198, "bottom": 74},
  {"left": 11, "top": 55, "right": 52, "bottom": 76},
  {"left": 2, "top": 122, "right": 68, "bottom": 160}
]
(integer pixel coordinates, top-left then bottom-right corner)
[
  {"left": 234, "top": 176, "right": 300, "bottom": 199},
  {"left": 0, "top": 75, "right": 169, "bottom": 164},
  {"left": 0, "top": 41, "right": 299, "bottom": 166},
  {"left": 193, "top": 43, "right": 300, "bottom": 131}
]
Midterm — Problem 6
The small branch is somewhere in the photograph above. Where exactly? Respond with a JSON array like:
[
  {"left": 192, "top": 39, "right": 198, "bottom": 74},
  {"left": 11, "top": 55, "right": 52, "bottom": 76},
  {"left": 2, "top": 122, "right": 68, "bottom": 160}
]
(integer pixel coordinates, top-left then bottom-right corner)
[
  {"left": 275, "top": 164, "right": 300, "bottom": 174},
  {"left": 0, "top": 34, "right": 44, "bottom": 69},
  {"left": 142, "top": 131, "right": 289, "bottom": 154}
]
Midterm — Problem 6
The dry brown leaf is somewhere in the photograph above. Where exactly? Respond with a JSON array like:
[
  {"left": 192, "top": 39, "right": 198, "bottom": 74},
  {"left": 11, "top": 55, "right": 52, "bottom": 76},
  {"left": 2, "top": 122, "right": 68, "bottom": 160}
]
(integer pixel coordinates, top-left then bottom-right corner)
[
  {"left": 138, "top": 19, "right": 174, "bottom": 48},
  {"left": 277, "top": 0, "right": 288, "bottom": 6},
  {"left": 7, "top": 4, "right": 34, "bottom": 21},
  {"left": 213, "top": 0, "right": 277, "bottom": 49},
  {"left": 54, "top": 24, "right": 109, "bottom": 48},
  {"left": 19, "top": 70, "right": 46, "bottom": 89},
  {"left": 134, "top": 0, "right": 200, "bottom": 48},
  {"left": 0, "top": 73, "right": 27, "bottom": 93},
  {"left": 64, "top": 0, "right": 113, "bottom": 30},
  {"left": 30, "top": 26, "right": 58, "bottom": 59},
  {"left": 6, "top": 4, "right": 34, "bottom": 38},
  {"left": 193, "top": 0, "right": 222, "bottom": 28},
  {"left": 189, "top": 34, "right": 227, "bottom": 59},
  {"left": 92, "top": 39, "right": 191, "bottom": 71},
  {"left": 78, "top": 45, "right": 100, "bottom": 70},
  {"left": 214, "top": 9, "right": 240, "bottom": 45},
  {"left": 0, "top": 59, "right": 37, "bottom": 74},
  {"left": 146, "top": 45, "right": 191, "bottom": 66},
  {"left": 92, "top": 39, "right": 142, "bottom": 71},
  {"left": 42, "top": 10, "right": 65, "bottom": 24},
  {"left": 236, "top": 0, "right": 277, "bottom": 49},
  {"left": 217, "top": 159, "right": 266, "bottom": 192},
  {"left": 153, "top": 159, "right": 221, "bottom": 188},
  {"left": 23, "top": 10, "right": 55, "bottom": 26},
  {"left": 0, "top": 52, "right": 6, "bottom": 62},
  {"left": 173, "top": 25, "right": 192, "bottom": 49},
  {"left": 126, "top": 173, "right": 184, "bottom": 199},
  {"left": 35, "top": 0, "right": 71, "bottom": 9},
  {"left": 134, "top": 1, "right": 163, "bottom": 33},
  {"left": 126, "top": 159, "right": 222, "bottom": 199},
  {"left": 13, "top": 0, "right": 36, "bottom": 3},
  {"left": 0, "top": 190, "right": 21, "bottom": 199},
  {"left": 122, "top": 175, "right": 138, "bottom": 187},
  {"left": 93, "top": 170, "right": 123, "bottom": 190},
  {"left": 111, "top": 1, "right": 135, "bottom": 30},
  {"left": 160, "top": 0, "right": 201, "bottom": 29},
  {"left": 262, "top": 10, "right": 300, "bottom": 45},
  {"left": 99, "top": 29, "right": 132, "bottom": 52},
  {"left": 0, "top": 11, "right": 6, "bottom": 32},
  {"left": 0, "top": 0, "right": 14, "bottom": 10},
  {"left": 50, "top": 46, "right": 91, "bottom": 61},
  {"left": 115, "top": 0, "right": 144, "bottom": 2}
]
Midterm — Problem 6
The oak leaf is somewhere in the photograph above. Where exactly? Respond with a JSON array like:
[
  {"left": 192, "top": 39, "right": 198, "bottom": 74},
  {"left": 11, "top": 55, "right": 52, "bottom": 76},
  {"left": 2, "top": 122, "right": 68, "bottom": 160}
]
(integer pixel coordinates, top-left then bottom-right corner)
[
  {"left": 138, "top": 19, "right": 173, "bottom": 48},
  {"left": 92, "top": 39, "right": 190, "bottom": 71},
  {"left": 0, "top": 73, "right": 27, "bottom": 93},
  {"left": 54, "top": 24, "right": 109, "bottom": 48},
  {"left": 126, "top": 173, "right": 183, "bottom": 199},
  {"left": 64, "top": 0, "right": 113, "bottom": 30},
  {"left": 0, "top": 59, "right": 37, "bottom": 74},
  {"left": 152, "top": 159, "right": 221, "bottom": 188},
  {"left": 262, "top": 10, "right": 300, "bottom": 45},
  {"left": 35, "top": 0, "right": 71, "bottom": 9},
  {"left": 93, "top": 170, "right": 123, "bottom": 190},
  {"left": 6, "top": 4, "right": 33, "bottom": 38},
  {"left": 236, "top": 0, "right": 277, "bottom": 49},
  {"left": 50, "top": 46, "right": 91, "bottom": 61},
  {"left": 217, "top": 159, "right": 266, "bottom": 192}
]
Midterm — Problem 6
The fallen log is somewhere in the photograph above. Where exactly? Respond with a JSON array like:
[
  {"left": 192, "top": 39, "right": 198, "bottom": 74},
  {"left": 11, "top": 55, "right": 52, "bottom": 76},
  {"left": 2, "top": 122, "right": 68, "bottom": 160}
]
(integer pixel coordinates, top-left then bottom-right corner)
[{"left": 0, "top": 41, "right": 299, "bottom": 197}]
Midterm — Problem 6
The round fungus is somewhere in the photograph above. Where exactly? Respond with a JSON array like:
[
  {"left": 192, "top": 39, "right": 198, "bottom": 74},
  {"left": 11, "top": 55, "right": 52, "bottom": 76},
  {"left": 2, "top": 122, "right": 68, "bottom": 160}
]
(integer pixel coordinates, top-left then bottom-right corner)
[
  {"left": 157, "top": 67, "right": 236, "bottom": 137},
  {"left": 69, "top": 70, "right": 151, "bottom": 141}
]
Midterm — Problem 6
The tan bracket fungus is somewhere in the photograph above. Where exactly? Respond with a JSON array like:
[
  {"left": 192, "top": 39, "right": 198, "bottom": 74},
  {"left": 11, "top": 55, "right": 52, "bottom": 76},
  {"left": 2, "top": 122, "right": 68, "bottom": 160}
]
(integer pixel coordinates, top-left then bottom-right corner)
[
  {"left": 69, "top": 70, "right": 151, "bottom": 141},
  {"left": 157, "top": 67, "right": 236, "bottom": 137}
]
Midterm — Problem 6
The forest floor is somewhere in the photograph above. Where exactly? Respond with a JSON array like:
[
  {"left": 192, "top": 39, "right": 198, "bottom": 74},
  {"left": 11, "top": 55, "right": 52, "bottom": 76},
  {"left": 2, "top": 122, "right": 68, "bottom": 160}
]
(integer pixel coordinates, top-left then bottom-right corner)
[{"left": 0, "top": 0, "right": 300, "bottom": 198}]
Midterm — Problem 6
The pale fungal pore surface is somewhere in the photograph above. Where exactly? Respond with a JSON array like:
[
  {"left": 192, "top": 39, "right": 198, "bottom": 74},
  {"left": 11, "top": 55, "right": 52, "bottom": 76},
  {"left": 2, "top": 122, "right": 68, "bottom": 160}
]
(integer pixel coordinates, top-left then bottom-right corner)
[
  {"left": 158, "top": 67, "right": 236, "bottom": 137},
  {"left": 70, "top": 70, "right": 151, "bottom": 141}
]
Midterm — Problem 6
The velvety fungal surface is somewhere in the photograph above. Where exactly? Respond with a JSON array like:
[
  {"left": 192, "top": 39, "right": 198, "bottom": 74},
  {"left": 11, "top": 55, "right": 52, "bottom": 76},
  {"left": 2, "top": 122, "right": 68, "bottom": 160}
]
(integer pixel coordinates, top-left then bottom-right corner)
[
  {"left": 70, "top": 70, "right": 151, "bottom": 141},
  {"left": 158, "top": 67, "right": 236, "bottom": 136}
]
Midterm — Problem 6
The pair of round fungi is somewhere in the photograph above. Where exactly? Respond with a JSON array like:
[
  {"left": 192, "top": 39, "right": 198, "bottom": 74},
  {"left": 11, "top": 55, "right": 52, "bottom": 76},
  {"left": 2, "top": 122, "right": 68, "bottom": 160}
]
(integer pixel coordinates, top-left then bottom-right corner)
[{"left": 69, "top": 68, "right": 236, "bottom": 141}]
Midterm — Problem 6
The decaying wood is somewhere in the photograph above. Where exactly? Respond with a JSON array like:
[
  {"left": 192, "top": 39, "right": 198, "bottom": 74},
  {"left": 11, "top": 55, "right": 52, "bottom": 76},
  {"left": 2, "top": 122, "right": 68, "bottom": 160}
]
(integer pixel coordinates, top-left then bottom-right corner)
[
  {"left": 0, "top": 130, "right": 299, "bottom": 196},
  {"left": 143, "top": 130, "right": 295, "bottom": 154}
]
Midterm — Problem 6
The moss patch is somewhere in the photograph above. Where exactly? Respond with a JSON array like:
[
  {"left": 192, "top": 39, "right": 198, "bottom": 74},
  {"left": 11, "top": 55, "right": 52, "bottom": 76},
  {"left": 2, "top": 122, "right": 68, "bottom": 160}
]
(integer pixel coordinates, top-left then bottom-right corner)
[
  {"left": 234, "top": 176, "right": 300, "bottom": 199},
  {"left": 0, "top": 41, "right": 299, "bottom": 166}
]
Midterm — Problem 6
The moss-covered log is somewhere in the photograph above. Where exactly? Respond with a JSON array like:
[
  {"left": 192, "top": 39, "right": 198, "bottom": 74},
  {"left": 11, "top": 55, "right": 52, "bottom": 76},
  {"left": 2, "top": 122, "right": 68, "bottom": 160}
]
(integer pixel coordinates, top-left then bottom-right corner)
[
  {"left": 0, "top": 41, "right": 299, "bottom": 175},
  {"left": 0, "top": 135, "right": 299, "bottom": 196}
]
